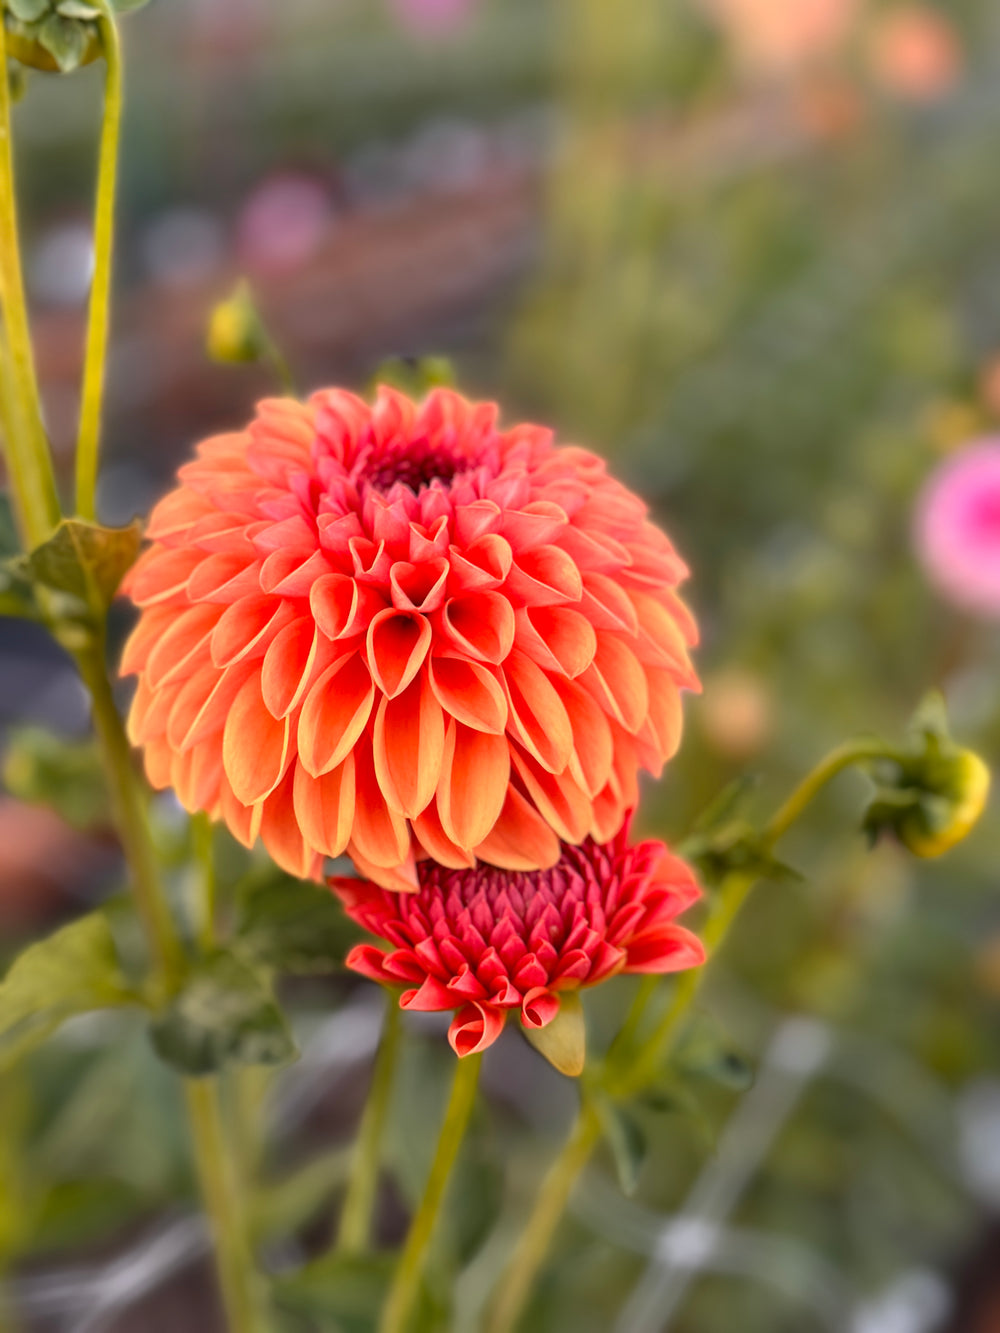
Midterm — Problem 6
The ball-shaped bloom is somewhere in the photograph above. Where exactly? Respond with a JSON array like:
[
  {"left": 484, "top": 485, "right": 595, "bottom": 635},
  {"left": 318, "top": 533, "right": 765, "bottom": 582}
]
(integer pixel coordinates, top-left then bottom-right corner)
[
  {"left": 332, "top": 823, "right": 705, "bottom": 1057},
  {"left": 914, "top": 440, "right": 1000, "bottom": 620},
  {"left": 121, "top": 388, "right": 698, "bottom": 888}
]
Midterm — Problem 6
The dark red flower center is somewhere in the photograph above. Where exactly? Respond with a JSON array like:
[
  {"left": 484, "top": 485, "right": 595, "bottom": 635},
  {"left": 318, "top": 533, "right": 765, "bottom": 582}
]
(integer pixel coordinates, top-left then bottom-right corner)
[{"left": 362, "top": 434, "right": 469, "bottom": 495}]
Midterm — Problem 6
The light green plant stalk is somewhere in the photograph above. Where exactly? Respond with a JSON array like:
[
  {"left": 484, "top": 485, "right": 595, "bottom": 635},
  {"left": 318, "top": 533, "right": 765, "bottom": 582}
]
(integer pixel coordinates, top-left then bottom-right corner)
[
  {"left": 379, "top": 1051, "right": 483, "bottom": 1333},
  {"left": 0, "top": 20, "right": 61, "bottom": 547},
  {"left": 485, "top": 737, "right": 898, "bottom": 1333},
  {"left": 338, "top": 998, "right": 402, "bottom": 1255},
  {"left": 75, "top": 5, "right": 122, "bottom": 521}
]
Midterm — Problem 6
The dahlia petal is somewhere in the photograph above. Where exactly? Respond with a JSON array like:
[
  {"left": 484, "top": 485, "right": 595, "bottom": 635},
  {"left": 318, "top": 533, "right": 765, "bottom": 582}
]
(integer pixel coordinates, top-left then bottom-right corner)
[
  {"left": 511, "top": 748, "right": 591, "bottom": 845},
  {"left": 472, "top": 786, "right": 562, "bottom": 871},
  {"left": 120, "top": 604, "right": 180, "bottom": 677},
  {"left": 173, "top": 740, "right": 224, "bottom": 813},
  {"left": 143, "top": 737, "right": 174, "bottom": 789},
  {"left": 442, "top": 592, "right": 515, "bottom": 664},
  {"left": 351, "top": 741, "right": 410, "bottom": 868},
  {"left": 400, "top": 975, "right": 454, "bottom": 1012},
  {"left": 579, "top": 571, "right": 640, "bottom": 634},
  {"left": 645, "top": 667, "right": 684, "bottom": 763},
  {"left": 581, "top": 635, "right": 649, "bottom": 735},
  {"left": 446, "top": 965, "right": 489, "bottom": 1000},
  {"left": 446, "top": 534, "right": 512, "bottom": 595},
  {"left": 222, "top": 672, "right": 291, "bottom": 805},
  {"left": 219, "top": 777, "right": 263, "bottom": 849},
  {"left": 519, "top": 606, "right": 597, "bottom": 679},
  {"left": 127, "top": 546, "right": 204, "bottom": 605},
  {"left": 627, "top": 588, "right": 698, "bottom": 682},
  {"left": 502, "top": 651, "right": 574, "bottom": 775},
  {"left": 412, "top": 804, "right": 476, "bottom": 870},
  {"left": 292, "top": 755, "right": 356, "bottom": 858},
  {"left": 590, "top": 781, "right": 628, "bottom": 844},
  {"left": 453, "top": 499, "right": 502, "bottom": 545},
  {"left": 260, "top": 768, "right": 322, "bottom": 880},
  {"left": 372, "top": 674, "right": 444, "bottom": 818},
  {"left": 348, "top": 844, "right": 420, "bottom": 893},
  {"left": 513, "top": 954, "right": 550, "bottom": 992},
  {"left": 144, "top": 603, "right": 221, "bottom": 689},
  {"left": 187, "top": 551, "right": 261, "bottom": 604},
  {"left": 520, "top": 988, "right": 560, "bottom": 1029},
  {"left": 345, "top": 942, "right": 396, "bottom": 985},
  {"left": 167, "top": 660, "right": 253, "bottom": 752},
  {"left": 367, "top": 608, "right": 432, "bottom": 698},
  {"left": 210, "top": 596, "right": 294, "bottom": 668},
  {"left": 552, "top": 675, "right": 614, "bottom": 798},
  {"left": 298, "top": 654, "right": 374, "bottom": 777},
  {"left": 144, "top": 488, "right": 215, "bottom": 540},
  {"left": 500, "top": 501, "right": 568, "bottom": 549},
  {"left": 127, "top": 673, "right": 179, "bottom": 745},
  {"left": 389, "top": 558, "right": 449, "bottom": 613},
  {"left": 625, "top": 924, "right": 707, "bottom": 973},
  {"left": 428, "top": 655, "right": 507, "bottom": 734},
  {"left": 448, "top": 1003, "right": 506, "bottom": 1057},
  {"left": 504, "top": 545, "right": 583, "bottom": 607},
  {"left": 438, "top": 721, "right": 510, "bottom": 850},
  {"left": 261, "top": 618, "right": 319, "bottom": 718}
]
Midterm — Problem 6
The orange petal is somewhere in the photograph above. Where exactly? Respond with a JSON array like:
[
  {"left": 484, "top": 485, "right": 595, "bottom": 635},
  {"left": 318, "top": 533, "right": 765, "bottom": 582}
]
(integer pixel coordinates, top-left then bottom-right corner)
[
  {"left": 412, "top": 802, "right": 476, "bottom": 869},
  {"left": 590, "top": 780, "right": 627, "bottom": 844},
  {"left": 510, "top": 747, "right": 591, "bottom": 845},
  {"left": 167, "top": 659, "right": 253, "bottom": 752},
  {"left": 348, "top": 843, "right": 420, "bottom": 893},
  {"left": 297, "top": 654, "right": 374, "bottom": 777},
  {"left": 552, "top": 674, "right": 614, "bottom": 798},
  {"left": 126, "top": 546, "right": 204, "bottom": 605},
  {"left": 350, "top": 740, "right": 410, "bottom": 868},
  {"left": 437, "top": 720, "right": 510, "bottom": 849},
  {"left": 441, "top": 592, "right": 514, "bottom": 663},
  {"left": 127, "top": 673, "right": 179, "bottom": 746},
  {"left": 143, "top": 737, "right": 174, "bottom": 789},
  {"left": 645, "top": 667, "right": 684, "bottom": 763},
  {"left": 372, "top": 674, "right": 444, "bottom": 818},
  {"left": 473, "top": 785, "right": 561, "bottom": 871},
  {"left": 120, "top": 604, "right": 177, "bottom": 677},
  {"left": 502, "top": 650, "right": 573, "bottom": 775},
  {"left": 222, "top": 671, "right": 291, "bottom": 804},
  {"left": 210, "top": 595, "right": 292, "bottom": 668},
  {"left": 145, "top": 602, "right": 221, "bottom": 689},
  {"left": 260, "top": 768, "right": 323, "bottom": 880},
  {"left": 517, "top": 606, "right": 597, "bottom": 679},
  {"left": 186, "top": 550, "right": 261, "bottom": 603},
  {"left": 580, "top": 634, "right": 649, "bottom": 734},
  {"left": 310, "top": 573, "right": 385, "bottom": 640},
  {"left": 172, "top": 741, "right": 224, "bottom": 813},
  {"left": 219, "top": 776, "right": 263, "bottom": 849},
  {"left": 504, "top": 544, "right": 582, "bottom": 607},
  {"left": 366, "top": 609, "right": 431, "bottom": 698},
  {"left": 579, "top": 571, "right": 639, "bottom": 634},
  {"left": 261, "top": 618, "right": 319, "bottom": 718},
  {"left": 428, "top": 655, "right": 507, "bottom": 734},
  {"left": 292, "top": 755, "right": 356, "bottom": 859}
]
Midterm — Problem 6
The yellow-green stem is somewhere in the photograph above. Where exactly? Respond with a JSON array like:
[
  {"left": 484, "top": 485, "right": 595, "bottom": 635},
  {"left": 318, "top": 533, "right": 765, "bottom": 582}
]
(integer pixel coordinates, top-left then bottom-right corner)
[
  {"left": 75, "top": 11, "right": 123, "bottom": 521},
  {"left": 185, "top": 1078, "right": 266, "bottom": 1333},
  {"left": 485, "top": 736, "right": 899, "bottom": 1333},
  {"left": 338, "top": 999, "right": 402, "bottom": 1255},
  {"left": 0, "top": 21, "right": 61, "bottom": 547},
  {"left": 379, "top": 1052, "right": 483, "bottom": 1333}
]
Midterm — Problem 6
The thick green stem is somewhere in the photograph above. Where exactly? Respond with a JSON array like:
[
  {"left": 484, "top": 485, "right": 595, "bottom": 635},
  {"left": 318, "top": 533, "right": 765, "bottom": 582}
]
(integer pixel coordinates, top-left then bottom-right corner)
[
  {"left": 485, "top": 736, "right": 899, "bottom": 1333},
  {"left": 0, "top": 22, "right": 61, "bottom": 547},
  {"left": 185, "top": 1079, "right": 266, "bottom": 1333},
  {"left": 75, "top": 11, "right": 123, "bottom": 521},
  {"left": 379, "top": 1052, "right": 483, "bottom": 1333},
  {"left": 338, "top": 999, "right": 402, "bottom": 1255}
]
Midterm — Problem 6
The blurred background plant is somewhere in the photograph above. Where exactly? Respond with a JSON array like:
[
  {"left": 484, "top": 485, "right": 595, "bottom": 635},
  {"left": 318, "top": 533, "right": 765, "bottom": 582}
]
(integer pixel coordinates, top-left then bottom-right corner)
[{"left": 0, "top": 0, "right": 998, "bottom": 1330}]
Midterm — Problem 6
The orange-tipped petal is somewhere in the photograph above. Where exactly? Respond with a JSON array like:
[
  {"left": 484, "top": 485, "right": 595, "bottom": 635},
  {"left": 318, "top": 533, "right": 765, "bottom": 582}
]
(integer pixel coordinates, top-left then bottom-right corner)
[
  {"left": 552, "top": 674, "right": 614, "bottom": 799},
  {"left": 222, "top": 672, "right": 291, "bottom": 805},
  {"left": 502, "top": 650, "right": 574, "bottom": 775},
  {"left": 581, "top": 634, "right": 649, "bottom": 735},
  {"left": 473, "top": 785, "right": 561, "bottom": 871},
  {"left": 428, "top": 655, "right": 507, "bottom": 734},
  {"left": 437, "top": 720, "right": 510, "bottom": 850},
  {"left": 292, "top": 755, "right": 356, "bottom": 859},
  {"left": 366, "top": 608, "right": 432, "bottom": 698},
  {"left": 261, "top": 618, "right": 319, "bottom": 719},
  {"left": 260, "top": 768, "right": 323, "bottom": 880},
  {"left": 510, "top": 747, "right": 591, "bottom": 846},
  {"left": 442, "top": 592, "right": 515, "bottom": 663},
  {"left": 351, "top": 741, "right": 410, "bottom": 868},
  {"left": 145, "top": 602, "right": 221, "bottom": 689},
  {"left": 372, "top": 674, "right": 444, "bottom": 818},
  {"left": 298, "top": 654, "right": 374, "bottom": 777},
  {"left": 412, "top": 802, "right": 476, "bottom": 869}
]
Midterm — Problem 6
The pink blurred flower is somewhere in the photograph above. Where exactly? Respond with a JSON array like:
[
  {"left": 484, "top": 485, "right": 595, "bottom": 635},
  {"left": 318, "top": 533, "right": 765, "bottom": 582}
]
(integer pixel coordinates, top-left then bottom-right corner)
[
  {"left": 236, "top": 173, "right": 332, "bottom": 275},
  {"left": 868, "top": 7, "right": 961, "bottom": 103},
  {"left": 389, "top": 0, "right": 476, "bottom": 38},
  {"left": 701, "top": 0, "right": 859, "bottom": 78},
  {"left": 915, "top": 441, "right": 1000, "bottom": 619}
]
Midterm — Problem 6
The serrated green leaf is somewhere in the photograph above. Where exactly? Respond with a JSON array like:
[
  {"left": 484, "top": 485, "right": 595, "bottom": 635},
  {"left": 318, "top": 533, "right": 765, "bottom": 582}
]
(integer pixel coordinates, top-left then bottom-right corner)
[
  {"left": 3, "top": 726, "right": 109, "bottom": 830},
  {"left": 597, "top": 1099, "right": 647, "bottom": 1196},
  {"left": 150, "top": 951, "right": 295, "bottom": 1076},
  {"left": 521, "top": 992, "right": 586, "bottom": 1076},
  {"left": 0, "top": 912, "right": 134, "bottom": 1072},
  {"left": 22, "top": 518, "right": 142, "bottom": 614},
  {"left": 6, "top": 0, "right": 49, "bottom": 21},
  {"left": 235, "top": 872, "right": 362, "bottom": 975},
  {"left": 37, "top": 13, "right": 88, "bottom": 70}
]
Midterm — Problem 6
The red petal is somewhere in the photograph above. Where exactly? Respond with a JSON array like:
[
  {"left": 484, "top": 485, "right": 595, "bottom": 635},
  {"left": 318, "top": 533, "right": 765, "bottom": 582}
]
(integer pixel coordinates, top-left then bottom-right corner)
[{"left": 448, "top": 1002, "right": 506, "bottom": 1057}]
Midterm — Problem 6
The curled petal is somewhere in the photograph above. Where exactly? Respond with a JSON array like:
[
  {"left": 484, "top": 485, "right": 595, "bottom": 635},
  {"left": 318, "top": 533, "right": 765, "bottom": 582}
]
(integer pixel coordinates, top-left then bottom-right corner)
[
  {"left": 448, "top": 1002, "right": 506, "bottom": 1057},
  {"left": 298, "top": 654, "right": 374, "bottom": 777},
  {"left": 367, "top": 608, "right": 432, "bottom": 698},
  {"left": 442, "top": 592, "right": 515, "bottom": 664}
]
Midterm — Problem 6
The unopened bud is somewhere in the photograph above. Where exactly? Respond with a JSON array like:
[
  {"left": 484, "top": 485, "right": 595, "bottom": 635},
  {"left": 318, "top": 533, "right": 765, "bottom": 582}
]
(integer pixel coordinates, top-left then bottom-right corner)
[
  {"left": 206, "top": 283, "right": 267, "bottom": 366},
  {"left": 896, "top": 748, "right": 990, "bottom": 858}
]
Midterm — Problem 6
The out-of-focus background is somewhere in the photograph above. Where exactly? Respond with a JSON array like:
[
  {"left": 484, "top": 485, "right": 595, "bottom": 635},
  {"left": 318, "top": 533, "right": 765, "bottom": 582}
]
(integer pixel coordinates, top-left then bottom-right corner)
[{"left": 2, "top": 0, "right": 999, "bottom": 1329}]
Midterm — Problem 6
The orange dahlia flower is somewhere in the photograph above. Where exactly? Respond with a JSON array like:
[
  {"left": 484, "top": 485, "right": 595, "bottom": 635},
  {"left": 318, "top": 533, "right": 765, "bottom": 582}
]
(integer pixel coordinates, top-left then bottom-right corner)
[
  {"left": 332, "top": 824, "right": 705, "bottom": 1057},
  {"left": 121, "top": 388, "right": 698, "bottom": 888}
]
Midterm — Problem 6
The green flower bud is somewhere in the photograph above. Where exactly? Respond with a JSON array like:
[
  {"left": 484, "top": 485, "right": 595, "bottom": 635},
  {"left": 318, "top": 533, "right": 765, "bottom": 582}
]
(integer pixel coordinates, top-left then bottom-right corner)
[
  {"left": 206, "top": 283, "right": 268, "bottom": 367},
  {"left": 895, "top": 748, "right": 991, "bottom": 858},
  {"left": 3, "top": 0, "right": 148, "bottom": 75}
]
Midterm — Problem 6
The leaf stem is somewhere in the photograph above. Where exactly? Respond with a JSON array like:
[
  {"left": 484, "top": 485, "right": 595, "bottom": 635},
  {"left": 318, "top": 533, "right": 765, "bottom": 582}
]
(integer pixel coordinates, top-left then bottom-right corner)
[
  {"left": 0, "top": 21, "right": 61, "bottom": 547},
  {"left": 75, "top": 9, "right": 123, "bottom": 521},
  {"left": 379, "top": 1051, "right": 483, "bottom": 1333},
  {"left": 337, "top": 998, "right": 402, "bottom": 1255}
]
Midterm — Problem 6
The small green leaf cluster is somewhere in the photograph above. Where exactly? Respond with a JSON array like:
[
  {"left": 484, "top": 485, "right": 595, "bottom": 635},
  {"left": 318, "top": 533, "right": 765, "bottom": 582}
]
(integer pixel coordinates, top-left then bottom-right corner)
[{"left": 3, "top": 0, "right": 147, "bottom": 73}]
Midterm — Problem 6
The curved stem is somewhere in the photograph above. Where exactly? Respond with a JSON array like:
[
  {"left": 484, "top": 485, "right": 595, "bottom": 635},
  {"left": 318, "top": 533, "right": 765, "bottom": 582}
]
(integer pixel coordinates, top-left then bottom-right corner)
[
  {"left": 75, "top": 11, "right": 123, "bottom": 521},
  {"left": 338, "top": 999, "right": 402, "bottom": 1255},
  {"left": 185, "top": 1079, "right": 266, "bottom": 1333},
  {"left": 0, "top": 21, "right": 61, "bottom": 546},
  {"left": 379, "top": 1052, "right": 482, "bottom": 1333},
  {"left": 485, "top": 736, "right": 899, "bottom": 1333}
]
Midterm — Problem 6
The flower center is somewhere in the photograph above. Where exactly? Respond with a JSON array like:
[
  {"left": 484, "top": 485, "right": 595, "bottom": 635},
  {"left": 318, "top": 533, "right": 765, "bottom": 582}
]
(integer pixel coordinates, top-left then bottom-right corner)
[{"left": 363, "top": 435, "right": 467, "bottom": 495}]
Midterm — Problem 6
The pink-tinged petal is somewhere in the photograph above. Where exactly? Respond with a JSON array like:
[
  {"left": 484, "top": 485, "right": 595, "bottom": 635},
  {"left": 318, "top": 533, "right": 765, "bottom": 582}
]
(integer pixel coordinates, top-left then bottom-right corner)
[
  {"left": 372, "top": 674, "right": 445, "bottom": 817},
  {"left": 210, "top": 595, "right": 293, "bottom": 668},
  {"left": 367, "top": 608, "right": 432, "bottom": 698},
  {"left": 625, "top": 924, "right": 706, "bottom": 973},
  {"left": 310, "top": 573, "right": 384, "bottom": 640},
  {"left": 441, "top": 592, "right": 515, "bottom": 663},
  {"left": 579, "top": 571, "right": 640, "bottom": 634},
  {"left": 127, "top": 546, "right": 205, "bottom": 605},
  {"left": 298, "top": 654, "right": 374, "bottom": 777},
  {"left": 261, "top": 618, "right": 319, "bottom": 718},
  {"left": 428, "top": 655, "right": 507, "bottom": 734},
  {"left": 346, "top": 942, "right": 396, "bottom": 985},
  {"left": 500, "top": 502, "right": 568, "bottom": 550},
  {"left": 518, "top": 606, "right": 597, "bottom": 679},
  {"left": 504, "top": 544, "right": 583, "bottom": 607},
  {"left": 400, "top": 976, "right": 454, "bottom": 1012},
  {"left": 348, "top": 845, "right": 421, "bottom": 894},
  {"left": 292, "top": 755, "right": 356, "bottom": 858},
  {"left": 520, "top": 988, "right": 560, "bottom": 1029},
  {"left": 187, "top": 551, "right": 261, "bottom": 603},
  {"left": 222, "top": 672, "right": 291, "bottom": 805},
  {"left": 552, "top": 674, "right": 614, "bottom": 799},
  {"left": 627, "top": 588, "right": 698, "bottom": 683},
  {"left": 446, "top": 534, "right": 513, "bottom": 595},
  {"left": 144, "top": 602, "right": 221, "bottom": 689},
  {"left": 511, "top": 747, "right": 591, "bottom": 846},
  {"left": 502, "top": 650, "right": 573, "bottom": 775},
  {"left": 144, "top": 487, "right": 215, "bottom": 541},
  {"left": 389, "top": 558, "right": 449, "bottom": 613},
  {"left": 437, "top": 720, "right": 510, "bottom": 849},
  {"left": 580, "top": 634, "right": 649, "bottom": 735},
  {"left": 645, "top": 667, "right": 684, "bottom": 763},
  {"left": 448, "top": 1003, "right": 506, "bottom": 1057}
]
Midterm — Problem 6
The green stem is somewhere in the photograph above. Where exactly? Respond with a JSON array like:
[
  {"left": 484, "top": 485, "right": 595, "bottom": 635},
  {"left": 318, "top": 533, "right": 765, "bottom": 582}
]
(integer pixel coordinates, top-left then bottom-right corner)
[
  {"left": 0, "top": 21, "right": 61, "bottom": 547},
  {"left": 75, "top": 10, "right": 123, "bottom": 521},
  {"left": 185, "top": 1078, "right": 266, "bottom": 1333},
  {"left": 379, "top": 1052, "right": 483, "bottom": 1333},
  {"left": 485, "top": 736, "right": 898, "bottom": 1333},
  {"left": 338, "top": 999, "right": 402, "bottom": 1255}
]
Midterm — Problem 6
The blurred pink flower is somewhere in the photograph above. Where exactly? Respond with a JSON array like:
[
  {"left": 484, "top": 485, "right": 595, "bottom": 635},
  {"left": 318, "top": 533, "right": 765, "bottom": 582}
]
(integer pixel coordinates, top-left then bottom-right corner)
[
  {"left": 390, "top": 0, "right": 476, "bottom": 38},
  {"left": 701, "top": 0, "right": 859, "bottom": 78},
  {"left": 236, "top": 173, "right": 332, "bottom": 275},
  {"left": 915, "top": 441, "right": 1000, "bottom": 619},
  {"left": 868, "top": 6, "right": 961, "bottom": 103}
]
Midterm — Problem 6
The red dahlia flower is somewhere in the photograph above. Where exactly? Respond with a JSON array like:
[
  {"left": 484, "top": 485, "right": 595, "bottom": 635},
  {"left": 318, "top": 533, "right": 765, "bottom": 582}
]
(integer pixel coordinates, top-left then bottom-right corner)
[
  {"left": 332, "top": 824, "right": 705, "bottom": 1056},
  {"left": 122, "top": 388, "right": 698, "bottom": 888}
]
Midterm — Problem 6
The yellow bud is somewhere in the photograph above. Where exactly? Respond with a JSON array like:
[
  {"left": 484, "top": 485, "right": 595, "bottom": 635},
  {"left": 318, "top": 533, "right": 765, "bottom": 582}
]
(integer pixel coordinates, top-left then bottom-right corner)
[
  {"left": 897, "top": 749, "right": 991, "bottom": 858},
  {"left": 206, "top": 284, "right": 265, "bottom": 366}
]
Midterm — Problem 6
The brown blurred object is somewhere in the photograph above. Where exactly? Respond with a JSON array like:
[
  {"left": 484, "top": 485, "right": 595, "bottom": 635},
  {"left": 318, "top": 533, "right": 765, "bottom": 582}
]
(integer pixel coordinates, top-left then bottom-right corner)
[
  {"left": 867, "top": 6, "right": 962, "bottom": 103},
  {"left": 0, "top": 798, "right": 113, "bottom": 934}
]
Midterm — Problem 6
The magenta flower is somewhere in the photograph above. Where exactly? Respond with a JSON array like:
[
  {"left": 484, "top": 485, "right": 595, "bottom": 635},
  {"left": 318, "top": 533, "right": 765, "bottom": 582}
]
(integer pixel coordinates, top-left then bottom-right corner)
[{"left": 915, "top": 440, "right": 1000, "bottom": 619}]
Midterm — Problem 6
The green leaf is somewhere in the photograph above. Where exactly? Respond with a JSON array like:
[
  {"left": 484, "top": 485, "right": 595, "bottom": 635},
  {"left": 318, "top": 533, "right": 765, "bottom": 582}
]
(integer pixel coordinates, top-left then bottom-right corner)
[
  {"left": 149, "top": 951, "right": 295, "bottom": 1076},
  {"left": 0, "top": 560, "right": 41, "bottom": 622},
  {"left": 37, "top": 13, "right": 88, "bottom": 70},
  {"left": 21, "top": 518, "right": 142, "bottom": 614},
  {"left": 3, "top": 726, "right": 109, "bottom": 830},
  {"left": 0, "top": 912, "right": 134, "bottom": 1072},
  {"left": 275, "top": 1254, "right": 450, "bottom": 1333},
  {"left": 673, "top": 1012, "right": 754, "bottom": 1092},
  {"left": 235, "top": 871, "right": 363, "bottom": 975},
  {"left": 56, "top": 1, "right": 101, "bottom": 17},
  {"left": 6, "top": 0, "right": 49, "bottom": 21},
  {"left": 521, "top": 993, "right": 586, "bottom": 1077},
  {"left": 597, "top": 1099, "right": 648, "bottom": 1196}
]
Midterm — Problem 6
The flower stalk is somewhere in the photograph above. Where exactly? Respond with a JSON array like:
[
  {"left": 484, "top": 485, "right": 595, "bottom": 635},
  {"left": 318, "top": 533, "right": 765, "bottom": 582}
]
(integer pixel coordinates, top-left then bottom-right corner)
[{"left": 379, "top": 1051, "right": 483, "bottom": 1333}]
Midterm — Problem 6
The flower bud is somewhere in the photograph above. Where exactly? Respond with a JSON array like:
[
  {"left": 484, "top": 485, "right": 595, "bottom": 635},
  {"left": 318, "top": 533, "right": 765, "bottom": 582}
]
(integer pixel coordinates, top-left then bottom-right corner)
[
  {"left": 895, "top": 748, "right": 990, "bottom": 858},
  {"left": 2, "top": 0, "right": 152, "bottom": 74},
  {"left": 206, "top": 283, "right": 267, "bottom": 366}
]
